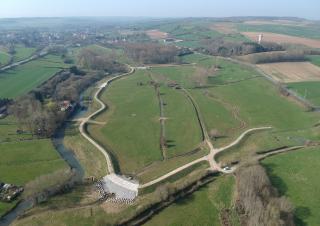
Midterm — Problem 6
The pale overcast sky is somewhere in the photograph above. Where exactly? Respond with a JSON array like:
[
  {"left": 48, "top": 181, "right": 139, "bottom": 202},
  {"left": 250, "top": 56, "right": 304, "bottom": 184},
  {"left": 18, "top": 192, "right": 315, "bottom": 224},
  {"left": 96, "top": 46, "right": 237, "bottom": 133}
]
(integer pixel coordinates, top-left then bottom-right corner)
[{"left": 0, "top": 0, "right": 319, "bottom": 20}]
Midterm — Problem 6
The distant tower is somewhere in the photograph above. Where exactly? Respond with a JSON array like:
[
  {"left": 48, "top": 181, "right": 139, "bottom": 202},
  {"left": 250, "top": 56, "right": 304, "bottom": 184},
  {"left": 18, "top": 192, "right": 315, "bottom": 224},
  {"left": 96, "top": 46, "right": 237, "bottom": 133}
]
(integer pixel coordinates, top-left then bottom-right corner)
[{"left": 258, "top": 34, "right": 263, "bottom": 44}]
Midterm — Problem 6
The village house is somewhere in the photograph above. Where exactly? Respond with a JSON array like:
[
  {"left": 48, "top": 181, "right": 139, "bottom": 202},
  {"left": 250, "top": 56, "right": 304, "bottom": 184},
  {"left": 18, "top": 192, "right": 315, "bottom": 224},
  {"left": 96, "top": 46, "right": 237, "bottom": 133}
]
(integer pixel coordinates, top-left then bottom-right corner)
[
  {"left": 60, "top": 100, "right": 75, "bottom": 112},
  {"left": 0, "top": 182, "right": 24, "bottom": 202}
]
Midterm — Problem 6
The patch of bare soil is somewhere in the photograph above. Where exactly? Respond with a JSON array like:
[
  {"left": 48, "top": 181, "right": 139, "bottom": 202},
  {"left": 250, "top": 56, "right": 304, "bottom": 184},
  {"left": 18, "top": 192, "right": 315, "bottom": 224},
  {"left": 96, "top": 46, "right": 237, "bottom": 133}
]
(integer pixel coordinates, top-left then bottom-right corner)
[
  {"left": 210, "top": 23, "right": 237, "bottom": 34},
  {"left": 101, "top": 202, "right": 128, "bottom": 214},
  {"left": 146, "top": 30, "right": 168, "bottom": 39},
  {"left": 242, "top": 32, "right": 320, "bottom": 48},
  {"left": 220, "top": 209, "right": 232, "bottom": 226}
]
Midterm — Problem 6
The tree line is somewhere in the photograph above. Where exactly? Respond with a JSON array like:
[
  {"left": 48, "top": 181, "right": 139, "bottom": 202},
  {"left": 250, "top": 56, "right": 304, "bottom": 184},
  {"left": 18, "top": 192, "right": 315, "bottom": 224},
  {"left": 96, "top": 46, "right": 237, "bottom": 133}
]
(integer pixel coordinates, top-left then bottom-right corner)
[
  {"left": 244, "top": 50, "right": 306, "bottom": 64},
  {"left": 200, "top": 38, "right": 284, "bottom": 57}
]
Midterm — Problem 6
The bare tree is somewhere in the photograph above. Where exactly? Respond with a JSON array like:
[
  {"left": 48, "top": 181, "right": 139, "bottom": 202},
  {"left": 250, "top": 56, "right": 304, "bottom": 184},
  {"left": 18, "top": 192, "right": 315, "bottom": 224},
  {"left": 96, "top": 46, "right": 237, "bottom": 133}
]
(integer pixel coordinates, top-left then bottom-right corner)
[{"left": 236, "top": 164, "right": 295, "bottom": 226}]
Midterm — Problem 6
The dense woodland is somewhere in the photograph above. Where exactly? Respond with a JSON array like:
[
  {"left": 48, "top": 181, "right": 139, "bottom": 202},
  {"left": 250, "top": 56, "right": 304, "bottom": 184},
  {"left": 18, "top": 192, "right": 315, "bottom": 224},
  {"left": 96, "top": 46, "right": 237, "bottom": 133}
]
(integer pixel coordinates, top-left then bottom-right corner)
[
  {"left": 124, "top": 43, "right": 180, "bottom": 64},
  {"left": 78, "top": 48, "right": 128, "bottom": 73}
]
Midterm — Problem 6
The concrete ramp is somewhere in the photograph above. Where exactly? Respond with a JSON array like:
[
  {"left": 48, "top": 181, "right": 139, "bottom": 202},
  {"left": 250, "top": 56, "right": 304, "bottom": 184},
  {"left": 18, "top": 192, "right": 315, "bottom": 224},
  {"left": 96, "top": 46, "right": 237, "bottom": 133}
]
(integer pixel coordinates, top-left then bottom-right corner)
[{"left": 102, "top": 174, "right": 139, "bottom": 201}]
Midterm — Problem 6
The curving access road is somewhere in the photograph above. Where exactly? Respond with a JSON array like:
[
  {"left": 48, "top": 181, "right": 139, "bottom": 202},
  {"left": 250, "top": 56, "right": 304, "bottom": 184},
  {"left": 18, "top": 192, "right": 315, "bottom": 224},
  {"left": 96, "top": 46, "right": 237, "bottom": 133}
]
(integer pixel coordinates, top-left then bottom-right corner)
[
  {"left": 139, "top": 126, "right": 272, "bottom": 188},
  {"left": 78, "top": 65, "right": 272, "bottom": 190},
  {"left": 79, "top": 67, "right": 135, "bottom": 174}
]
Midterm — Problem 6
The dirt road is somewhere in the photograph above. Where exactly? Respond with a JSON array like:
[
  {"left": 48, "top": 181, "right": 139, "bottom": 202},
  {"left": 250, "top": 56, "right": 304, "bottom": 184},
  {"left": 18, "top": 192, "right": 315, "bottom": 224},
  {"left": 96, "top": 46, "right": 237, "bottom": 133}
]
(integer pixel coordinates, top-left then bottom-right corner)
[{"left": 139, "top": 127, "right": 272, "bottom": 188}]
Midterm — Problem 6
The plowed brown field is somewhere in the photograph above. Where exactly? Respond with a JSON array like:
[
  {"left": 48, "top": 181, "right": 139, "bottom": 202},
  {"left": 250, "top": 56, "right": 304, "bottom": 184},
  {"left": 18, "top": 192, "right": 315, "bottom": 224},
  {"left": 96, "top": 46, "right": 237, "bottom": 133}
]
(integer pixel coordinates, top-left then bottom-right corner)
[
  {"left": 258, "top": 62, "right": 320, "bottom": 83},
  {"left": 146, "top": 30, "right": 168, "bottom": 39},
  {"left": 242, "top": 32, "right": 320, "bottom": 48}
]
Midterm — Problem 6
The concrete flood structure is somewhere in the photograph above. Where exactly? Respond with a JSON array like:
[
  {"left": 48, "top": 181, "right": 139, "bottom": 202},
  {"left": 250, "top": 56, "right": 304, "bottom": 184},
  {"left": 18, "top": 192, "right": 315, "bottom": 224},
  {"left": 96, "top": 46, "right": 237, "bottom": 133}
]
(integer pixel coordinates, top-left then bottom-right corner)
[{"left": 101, "top": 174, "right": 139, "bottom": 201}]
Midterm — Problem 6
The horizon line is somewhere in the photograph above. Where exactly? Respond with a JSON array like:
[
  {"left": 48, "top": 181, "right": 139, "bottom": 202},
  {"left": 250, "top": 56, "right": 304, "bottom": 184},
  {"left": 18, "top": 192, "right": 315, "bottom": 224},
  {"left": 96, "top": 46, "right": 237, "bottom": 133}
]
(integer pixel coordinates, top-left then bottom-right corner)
[{"left": 0, "top": 15, "right": 316, "bottom": 21}]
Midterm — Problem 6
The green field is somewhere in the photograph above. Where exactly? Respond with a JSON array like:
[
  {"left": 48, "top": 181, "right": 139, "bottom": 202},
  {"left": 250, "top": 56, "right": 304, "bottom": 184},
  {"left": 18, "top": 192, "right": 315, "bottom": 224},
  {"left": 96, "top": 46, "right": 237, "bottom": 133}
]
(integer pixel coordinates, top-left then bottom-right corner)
[
  {"left": 143, "top": 175, "right": 239, "bottom": 226},
  {"left": 13, "top": 45, "right": 37, "bottom": 62},
  {"left": 0, "top": 140, "right": 67, "bottom": 185},
  {"left": 161, "top": 55, "right": 319, "bottom": 147},
  {"left": 0, "top": 116, "right": 68, "bottom": 216},
  {"left": 159, "top": 86, "right": 202, "bottom": 157},
  {"left": 88, "top": 68, "right": 204, "bottom": 175},
  {"left": 151, "top": 66, "right": 196, "bottom": 88},
  {"left": 0, "top": 51, "right": 10, "bottom": 65},
  {"left": 287, "top": 81, "right": 320, "bottom": 106},
  {"left": 206, "top": 78, "right": 317, "bottom": 130},
  {"left": 157, "top": 21, "right": 249, "bottom": 49},
  {"left": 0, "top": 55, "right": 66, "bottom": 98},
  {"left": 262, "top": 148, "right": 320, "bottom": 226},
  {"left": 307, "top": 55, "right": 320, "bottom": 67},
  {"left": 194, "top": 57, "right": 318, "bottom": 131},
  {"left": 158, "top": 23, "right": 222, "bottom": 49},
  {"left": 149, "top": 67, "right": 203, "bottom": 157},
  {"left": 88, "top": 70, "right": 162, "bottom": 174},
  {"left": 237, "top": 23, "right": 320, "bottom": 39},
  {"left": 190, "top": 89, "right": 241, "bottom": 144},
  {"left": 137, "top": 150, "right": 208, "bottom": 184}
]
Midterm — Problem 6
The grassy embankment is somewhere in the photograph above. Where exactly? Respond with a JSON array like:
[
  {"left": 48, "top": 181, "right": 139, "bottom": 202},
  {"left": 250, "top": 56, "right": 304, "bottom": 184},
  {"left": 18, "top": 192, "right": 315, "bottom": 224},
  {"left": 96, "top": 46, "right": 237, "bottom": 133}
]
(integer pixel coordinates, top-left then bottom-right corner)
[
  {"left": 143, "top": 175, "right": 239, "bottom": 226},
  {"left": 63, "top": 123, "right": 108, "bottom": 179}
]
